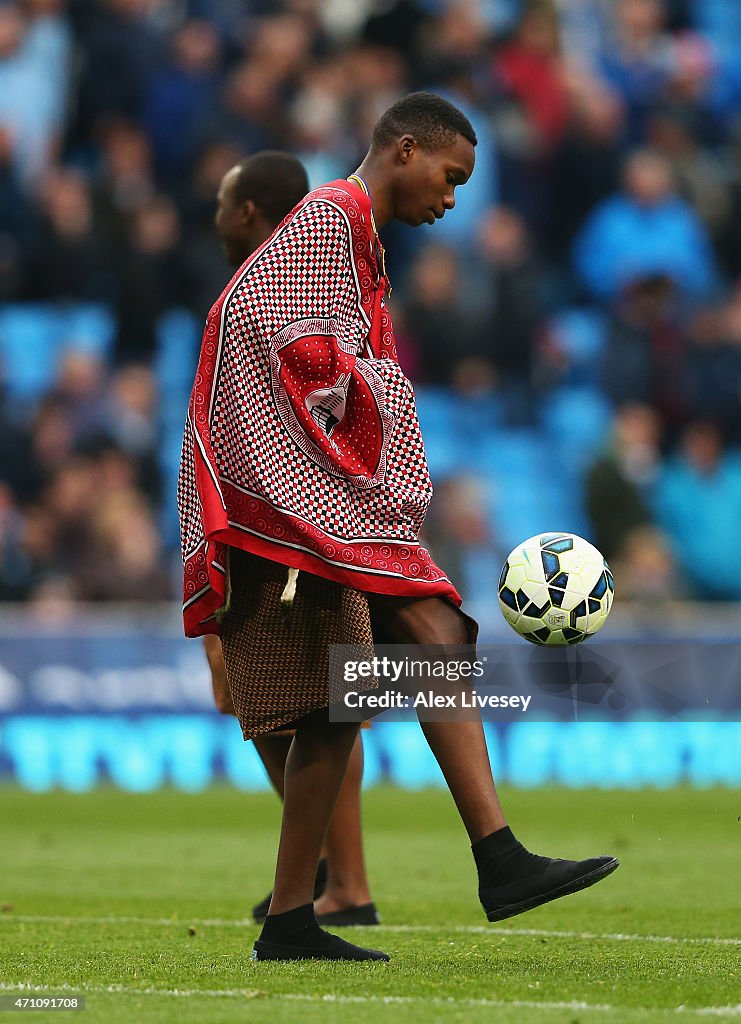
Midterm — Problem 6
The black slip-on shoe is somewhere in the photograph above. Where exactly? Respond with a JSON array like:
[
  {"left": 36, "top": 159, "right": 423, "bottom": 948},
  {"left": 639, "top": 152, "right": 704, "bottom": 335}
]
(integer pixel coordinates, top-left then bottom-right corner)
[
  {"left": 316, "top": 902, "right": 381, "bottom": 927},
  {"left": 482, "top": 855, "right": 619, "bottom": 922},
  {"left": 251, "top": 931, "right": 390, "bottom": 962}
]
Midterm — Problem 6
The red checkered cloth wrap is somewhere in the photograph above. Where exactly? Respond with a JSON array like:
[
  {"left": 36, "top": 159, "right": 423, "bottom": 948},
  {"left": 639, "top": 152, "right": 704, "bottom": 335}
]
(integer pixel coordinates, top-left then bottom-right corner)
[{"left": 178, "top": 178, "right": 462, "bottom": 638}]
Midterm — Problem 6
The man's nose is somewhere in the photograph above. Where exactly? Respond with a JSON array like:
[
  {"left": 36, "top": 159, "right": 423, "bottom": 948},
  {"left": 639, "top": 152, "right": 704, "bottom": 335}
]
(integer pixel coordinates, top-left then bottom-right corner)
[{"left": 443, "top": 191, "right": 456, "bottom": 210}]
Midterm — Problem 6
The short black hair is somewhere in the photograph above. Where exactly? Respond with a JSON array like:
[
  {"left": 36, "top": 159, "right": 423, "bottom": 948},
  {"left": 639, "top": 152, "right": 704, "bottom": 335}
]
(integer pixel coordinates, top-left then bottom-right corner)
[
  {"left": 371, "top": 92, "right": 477, "bottom": 152},
  {"left": 232, "top": 151, "right": 309, "bottom": 225}
]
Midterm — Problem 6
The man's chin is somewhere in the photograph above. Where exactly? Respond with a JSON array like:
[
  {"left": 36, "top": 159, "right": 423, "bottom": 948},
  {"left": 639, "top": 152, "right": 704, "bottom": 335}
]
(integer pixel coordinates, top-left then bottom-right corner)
[{"left": 402, "top": 211, "right": 433, "bottom": 228}]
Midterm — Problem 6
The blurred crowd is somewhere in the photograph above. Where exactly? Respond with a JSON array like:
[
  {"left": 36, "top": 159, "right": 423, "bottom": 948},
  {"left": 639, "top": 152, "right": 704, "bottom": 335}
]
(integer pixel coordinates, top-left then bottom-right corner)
[{"left": 2, "top": 0, "right": 741, "bottom": 609}]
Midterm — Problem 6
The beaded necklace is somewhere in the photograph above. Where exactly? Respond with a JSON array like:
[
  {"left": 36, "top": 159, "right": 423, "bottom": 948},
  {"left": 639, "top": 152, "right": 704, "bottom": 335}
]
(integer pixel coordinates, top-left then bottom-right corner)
[{"left": 347, "top": 173, "right": 392, "bottom": 297}]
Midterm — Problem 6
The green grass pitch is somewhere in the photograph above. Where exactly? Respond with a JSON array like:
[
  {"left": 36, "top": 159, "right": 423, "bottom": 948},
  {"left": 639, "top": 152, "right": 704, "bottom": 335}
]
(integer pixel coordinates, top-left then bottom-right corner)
[{"left": 1, "top": 784, "right": 739, "bottom": 1023}]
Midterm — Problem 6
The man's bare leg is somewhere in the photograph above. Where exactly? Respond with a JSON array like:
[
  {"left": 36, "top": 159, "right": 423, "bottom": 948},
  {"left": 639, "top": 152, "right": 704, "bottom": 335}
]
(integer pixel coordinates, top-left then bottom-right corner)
[
  {"left": 252, "top": 733, "right": 293, "bottom": 799},
  {"left": 314, "top": 734, "right": 373, "bottom": 915},
  {"left": 419, "top": 719, "right": 506, "bottom": 843},
  {"left": 253, "top": 711, "right": 389, "bottom": 961},
  {"left": 367, "top": 593, "right": 619, "bottom": 920},
  {"left": 367, "top": 594, "right": 508, "bottom": 841},
  {"left": 268, "top": 712, "right": 358, "bottom": 915},
  {"left": 205, "top": 637, "right": 330, "bottom": 919}
]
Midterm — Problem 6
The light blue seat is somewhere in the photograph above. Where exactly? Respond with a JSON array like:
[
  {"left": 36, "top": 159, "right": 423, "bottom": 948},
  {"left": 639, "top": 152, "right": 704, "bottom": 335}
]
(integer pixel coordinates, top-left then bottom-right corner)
[
  {"left": 477, "top": 424, "right": 592, "bottom": 550},
  {"left": 62, "top": 304, "right": 115, "bottom": 359},
  {"left": 548, "top": 307, "right": 607, "bottom": 387},
  {"left": 691, "top": 0, "right": 741, "bottom": 59},
  {"left": 155, "top": 309, "right": 202, "bottom": 548},
  {"left": 155, "top": 309, "right": 200, "bottom": 379},
  {"left": 0, "top": 302, "right": 115, "bottom": 400},
  {"left": 539, "top": 386, "right": 614, "bottom": 473},
  {"left": 413, "top": 385, "right": 454, "bottom": 436},
  {"left": 0, "top": 304, "right": 59, "bottom": 399},
  {"left": 449, "top": 392, "right": 505, "bottom": 445}
]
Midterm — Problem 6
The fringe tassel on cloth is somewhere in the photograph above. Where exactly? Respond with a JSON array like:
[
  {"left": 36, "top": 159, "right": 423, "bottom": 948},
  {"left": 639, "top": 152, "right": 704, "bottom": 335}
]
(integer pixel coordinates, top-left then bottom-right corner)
[{"left": 280, "top": 567, "right": 300, "bottom": 625}]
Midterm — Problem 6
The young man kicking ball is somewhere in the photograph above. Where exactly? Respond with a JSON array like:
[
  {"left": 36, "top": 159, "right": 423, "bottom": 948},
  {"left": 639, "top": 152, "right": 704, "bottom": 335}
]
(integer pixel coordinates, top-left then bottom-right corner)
[{"left": 179, "top": 93, "right": 618, "bottom": 963}]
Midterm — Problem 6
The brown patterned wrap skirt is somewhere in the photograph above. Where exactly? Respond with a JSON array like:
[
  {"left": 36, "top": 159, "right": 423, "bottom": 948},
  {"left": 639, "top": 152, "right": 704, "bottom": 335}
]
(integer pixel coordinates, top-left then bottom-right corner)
[{"left": 220, "top": 549, "right": 375, "bottom": 739}]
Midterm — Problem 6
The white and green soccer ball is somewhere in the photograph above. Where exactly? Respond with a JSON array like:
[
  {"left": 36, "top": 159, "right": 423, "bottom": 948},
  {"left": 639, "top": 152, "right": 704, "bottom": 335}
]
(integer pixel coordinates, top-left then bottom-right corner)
[{"left": 498, "top": 533, "right": 614, "bottom": 645}]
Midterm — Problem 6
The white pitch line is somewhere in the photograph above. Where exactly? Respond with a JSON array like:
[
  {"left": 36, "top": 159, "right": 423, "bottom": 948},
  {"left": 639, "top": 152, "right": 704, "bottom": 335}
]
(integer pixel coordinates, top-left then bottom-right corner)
[
  {"left": 3, "top": 914, "right": 740, "bottom": 947},
  {"left": 687, "top": 1011, "right": 741, "bottom": 1019},
  {"left": 1, "top": 982, "right": 740, "bottom": 1018},
  {"left": 0, "top": 982, "right": 612, "bottom": 1013}
]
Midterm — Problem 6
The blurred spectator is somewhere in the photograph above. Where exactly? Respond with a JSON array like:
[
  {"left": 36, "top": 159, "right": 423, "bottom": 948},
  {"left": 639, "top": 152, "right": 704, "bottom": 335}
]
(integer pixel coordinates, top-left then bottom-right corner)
[
  {"left": 646, "top": 107, "right": 732, "bottom": 242},
  {"left": 600, "top": 273, "right": 688, "bottom": 433},
  {"left": 361, "top": 0, "right": 431, "bottom": 82},
  {"left": 113, "top": 195, "right": 190, "bottom": 362},
  {"left": 70, "top": 0, "right": 165, "bottom": 146},
  {"left": 106, "top": 364, "right": 161, "bottom": 499},
  {"left": 660, "top": 31, "right": 724, "bottom": 145},
  {"left": 609, "top": 523, "right": 682, "bottom": 603},
  {"left": 475, "top": 206, "right": 544, "bottom": 422},
  {"left": 0, "top": 0, "right": 72, "bottom": 186},
  {"left": 492, "top": 0, "right": 569, "bottom": 154},
  {"left": 344, "top": 45, "right": 409, "bottom": 151},
  {"left": 47, "top": 348, "right": 109, "bottom": 442},
  {"left": 554, "top": 0, "right": 613, "bottom": 71},
  {"left": 585, "top": 402, "right": 662, "bottom": 561},
  {"left": 12, "top": 396, "right": 75, "bottom": 504},
  {"left": 685, "top": 298, "right": 741, "bottom": 443},
  {"left": 191, "top": 9, "right": 318, "bottom": 159},
  {"left": 79, "top": 487, "right": 171, "bottom": 601},
  {"left": 546, "top": 73, "right": 624, "bottom": 265},
  {"left": 37, "top": 455, "right": 101, "bottom": 581},
  {"left": 654, "top": 419, "right": 741, "bottom": 599},
  {"left": 0, "top": 482, "right": 32, "bottom": 599},
  {"left": 143, "top": 19, "right": 223, "bottom": 183},
  {"left": 192, "top": 59, "right": 285, "bottom": 157},
  {"left": 572, "top": 149, "right": 717, "bottom": 300},
  {"left": 16, "top": 439, "right": 169, "bottom": 602},
  {"left": 0, "top": 373, "right": 29, "bottom": 496},
  {"left": 0, "top": 126, "right": 31, "bottom": 298},
  {"left": 599, "top": 0, "right": 675, "bottom": 141},
  {"left": 402, "top": 243, "right": 480, "bottom": 386},
  {"left": 91, "top": 121, "right": 157, "bottom": 250},
  {"left": 22, "top": 166, "right": 111, "bottom": 302}
]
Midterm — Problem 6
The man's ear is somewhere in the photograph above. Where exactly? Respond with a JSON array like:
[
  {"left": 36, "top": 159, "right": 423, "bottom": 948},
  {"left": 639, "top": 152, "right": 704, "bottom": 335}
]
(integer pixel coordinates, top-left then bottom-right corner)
[
  {"left": 397, "top": 134, "right": 417, "bottom": 164},
  {"left": 240, "top": 198, "right": 257, "bottom": 226}
]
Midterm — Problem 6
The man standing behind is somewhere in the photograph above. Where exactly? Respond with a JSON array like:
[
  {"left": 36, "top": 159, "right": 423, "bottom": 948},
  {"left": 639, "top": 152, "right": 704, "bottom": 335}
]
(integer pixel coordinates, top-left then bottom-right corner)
[{"left": 205, "top": 151, "right": 380, "bottom": 927}]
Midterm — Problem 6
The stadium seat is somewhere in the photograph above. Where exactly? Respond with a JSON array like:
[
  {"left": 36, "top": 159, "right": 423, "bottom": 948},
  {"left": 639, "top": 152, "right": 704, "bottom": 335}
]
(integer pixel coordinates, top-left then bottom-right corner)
[
  {"left": 548, "top": 307, "right": 608, "bottom": 387},
  {"left": 0, "top": 304, "right": 58, "bottom": 399},
  {"left": 691, "top": 0, "right": 741, "bottom": 59},
  {"left": 62, "top": 304, "right": 115, "bottom": 359},
  {"left": 472, "top": 425, "right": 591, "bottom": 551},
  {"left": 154, "top": 309, "right": 201, "bottom": 548},
  {"left": 413, "top": 386, "right": 454, "bottom": 436},
  {"left": 414, "top": 386, "right": 459, "bottom": 478},
  {"left": 0, "top": 303, "right": 115, "bottom": 400},
  {"left": 539, "top": 386, "right": 614, "bottom": 473}
]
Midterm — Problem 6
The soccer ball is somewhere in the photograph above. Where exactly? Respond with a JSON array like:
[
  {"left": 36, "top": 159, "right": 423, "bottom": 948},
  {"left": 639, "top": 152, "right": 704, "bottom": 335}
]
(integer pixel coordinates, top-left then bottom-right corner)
[{"left": 498, "top": 533, "right": 614, "bottom": 645}]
